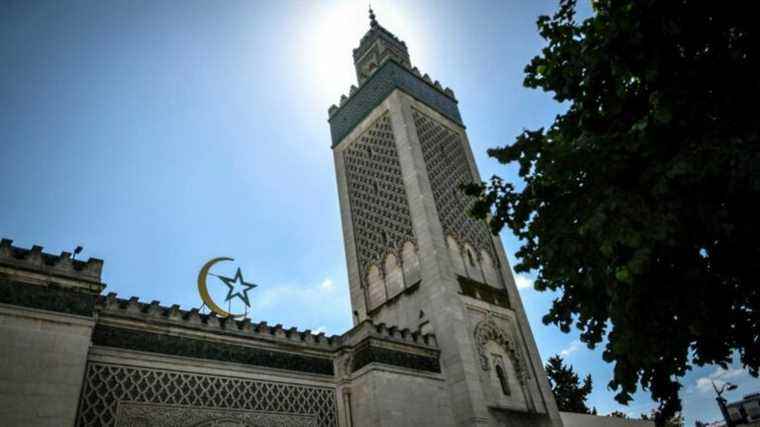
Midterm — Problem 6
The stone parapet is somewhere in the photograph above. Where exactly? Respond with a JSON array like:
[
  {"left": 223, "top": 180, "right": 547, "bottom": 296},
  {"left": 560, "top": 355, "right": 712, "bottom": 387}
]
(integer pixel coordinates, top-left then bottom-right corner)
[
  {"left": 97, "top": 292, "right": 341, "bottom": 351},
  {"left": 342, "top": 318, "right": 437, "bottom": 349},
  {"left": 96, "top": 293, "right": 439, "bottom": 354},
  {"left": 0, "top": 238, "right": 103, "bottom": 287}
]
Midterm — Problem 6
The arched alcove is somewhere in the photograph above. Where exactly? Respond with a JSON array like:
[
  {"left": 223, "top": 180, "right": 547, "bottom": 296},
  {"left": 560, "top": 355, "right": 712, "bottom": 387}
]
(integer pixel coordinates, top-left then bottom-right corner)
[
  {"left": 367, "top": 265, "right": 386, "bottom": 310},
  {"left": 384, "top": 253, "right": 404, "bottom": 298},
  {"left": 401, "top": 241, "right": 420, "bottom": 285},
  {"left": 446, "top": 235, "right": 467, "bottom": 276}
]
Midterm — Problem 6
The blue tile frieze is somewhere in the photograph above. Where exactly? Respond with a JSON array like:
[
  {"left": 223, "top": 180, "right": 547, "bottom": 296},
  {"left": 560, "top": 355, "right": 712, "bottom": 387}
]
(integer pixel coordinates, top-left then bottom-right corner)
[{"left": 328, "top": 60, "right": 464, "bottom": 146}]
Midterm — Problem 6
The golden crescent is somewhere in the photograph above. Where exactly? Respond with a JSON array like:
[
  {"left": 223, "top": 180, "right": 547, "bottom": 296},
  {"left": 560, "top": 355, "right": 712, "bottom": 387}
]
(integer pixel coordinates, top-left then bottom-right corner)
[{"left": 197, "top": 257, "right": 245, "bottom": 318}]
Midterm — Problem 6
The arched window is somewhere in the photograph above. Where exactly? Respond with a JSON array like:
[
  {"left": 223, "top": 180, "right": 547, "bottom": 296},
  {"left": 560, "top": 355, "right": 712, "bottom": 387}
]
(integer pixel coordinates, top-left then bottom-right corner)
[{"left": 495, "top": 364, "right": 511, "bottom": 396}]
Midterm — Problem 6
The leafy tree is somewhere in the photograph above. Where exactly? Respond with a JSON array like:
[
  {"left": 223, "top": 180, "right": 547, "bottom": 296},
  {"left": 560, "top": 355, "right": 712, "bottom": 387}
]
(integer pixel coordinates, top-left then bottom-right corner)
[
  {"left": 545, "top": 355, "right": 593, "bottom": 413},
  {"left": 465, "top": 0, "right": 759, "bottom": 425}
]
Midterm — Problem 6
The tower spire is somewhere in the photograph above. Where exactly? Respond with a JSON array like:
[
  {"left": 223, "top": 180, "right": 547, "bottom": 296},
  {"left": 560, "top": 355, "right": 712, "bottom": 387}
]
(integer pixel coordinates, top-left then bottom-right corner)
[{"left": 369, "top": 4, "right": 378, "bottom": 28}]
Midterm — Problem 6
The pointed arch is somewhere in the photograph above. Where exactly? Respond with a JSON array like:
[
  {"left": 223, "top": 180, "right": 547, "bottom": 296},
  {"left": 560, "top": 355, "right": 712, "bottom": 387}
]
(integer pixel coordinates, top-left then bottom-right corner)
[
  {"left": 367, "top": 265, "right": 386, "bottom": 310},
  {"left": 384, "top": 253, "right": 404, "bottom": 298},
  {"left": 401, "top": 241, "right": 420, "bottom": 285},
  {"left": 446, "top": 235, "right": 467, "bottom": 276},
  {"left": 473, "top": 319, "right": 529, "bottom": 385}
]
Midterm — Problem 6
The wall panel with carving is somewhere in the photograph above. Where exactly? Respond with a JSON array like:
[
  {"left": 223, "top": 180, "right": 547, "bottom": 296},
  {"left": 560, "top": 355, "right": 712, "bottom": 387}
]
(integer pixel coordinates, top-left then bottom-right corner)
[
  {"left": 76, "top": 362, "right": 337, "bottom": 427},
  {"left": 412, "top": 108, "right": 498, "bottom": 267},
  {"left": 343, "top": 112, "right": 416, "bottom": 288}
]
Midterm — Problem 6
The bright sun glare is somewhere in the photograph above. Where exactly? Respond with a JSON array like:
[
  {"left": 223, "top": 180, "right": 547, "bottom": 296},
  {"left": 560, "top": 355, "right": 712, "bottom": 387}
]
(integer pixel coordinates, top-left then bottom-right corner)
[{"left": 294, "top": 1, "right": 428, "bottom": 109}]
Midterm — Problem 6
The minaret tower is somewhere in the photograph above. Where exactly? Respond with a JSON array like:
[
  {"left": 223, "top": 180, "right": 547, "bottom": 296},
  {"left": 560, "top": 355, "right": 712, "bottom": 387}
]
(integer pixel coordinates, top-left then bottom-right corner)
[{"left": 329, "top": 9, "right": 562, "bottom": 426}]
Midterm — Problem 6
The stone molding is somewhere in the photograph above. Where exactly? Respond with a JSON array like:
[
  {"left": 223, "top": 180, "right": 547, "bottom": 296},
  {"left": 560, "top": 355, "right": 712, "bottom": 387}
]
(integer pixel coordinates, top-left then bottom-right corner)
[
  {"left": 91, "top": 324, "right": 336, "bottom": 376},
  {"left": 114, "top": 402, "right": 318, "bottom": 427},
  {"left": 87, "top": 345, "right": 335, "bottom": 387},
  {"left": 0, "top": 302, "right": 95, "bottom": 326}
]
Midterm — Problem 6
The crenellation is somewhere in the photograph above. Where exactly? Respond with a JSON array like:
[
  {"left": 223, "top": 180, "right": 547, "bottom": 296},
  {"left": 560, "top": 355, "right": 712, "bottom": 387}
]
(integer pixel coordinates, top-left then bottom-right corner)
[
  {"left": 186, "top": 308, "right": 202, "bottom": 325},
  {"left": 328, "top": 60, "right": 458, "bottom": 122},
  {"left": 56, "top": 251, "right": 73, "bottom": 270},
  {"left": 303, "top": 331, "right": 315, "bottom": 344},
  {"left": 0, "top": 237, "right": 104, "bottom": 285},
  {"left": 146, "top": 300, "right": 161, "bottom": 317},
  {"left": 206, "top": 314, "right": 220, "bottom": 328},
  {"left": 103, "top": 292, "right": 118, "bottom": 308},
  {"left": 168, "top": 304, "right": 182, "bottom": 320},
  {"left": 237, "top": 318, "right": 251, "bottom": 333},
  {"left": 126, "top": 297, "right": 141, "bottom": 314},
  {"left": 0, "top": 238, "right": 11, "bottom": 253}
]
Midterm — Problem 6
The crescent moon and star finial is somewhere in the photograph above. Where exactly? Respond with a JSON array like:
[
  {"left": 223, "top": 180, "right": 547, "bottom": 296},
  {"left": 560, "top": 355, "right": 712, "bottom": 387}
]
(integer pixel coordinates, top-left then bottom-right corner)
[{"left": 197, "top": 257, "right": 257, "bottom": 318}]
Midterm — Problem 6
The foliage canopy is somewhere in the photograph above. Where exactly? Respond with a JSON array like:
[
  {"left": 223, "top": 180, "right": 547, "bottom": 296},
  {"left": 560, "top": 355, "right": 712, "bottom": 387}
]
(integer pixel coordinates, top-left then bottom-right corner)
[{"left": 466, "top": 0, "right": 759, "bottom": 424}]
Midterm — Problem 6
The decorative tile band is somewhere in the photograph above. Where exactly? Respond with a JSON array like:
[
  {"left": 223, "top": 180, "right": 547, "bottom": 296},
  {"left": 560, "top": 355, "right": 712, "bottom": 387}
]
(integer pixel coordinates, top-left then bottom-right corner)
[
  {"left": 0, "top": 279, "right": 97, "bottom": 316},
  {"left": 352, "top": 343, "right": 440, "bottom": 374},
  {"left": 91, "top": 324, "right": 335, "bottom": 376},
  {"left": 328, "top": 60, "right": 463, "bottom": 146},
  {"left": 457, "top": 275, "right": 510, "bottom": 309}
]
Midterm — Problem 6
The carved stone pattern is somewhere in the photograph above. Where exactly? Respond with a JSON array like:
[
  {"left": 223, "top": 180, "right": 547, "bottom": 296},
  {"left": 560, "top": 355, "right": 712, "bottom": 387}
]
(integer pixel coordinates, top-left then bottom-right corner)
[
  {"left": 115, "top": 402, "right": 317, "bottom": 427},
  {"left": 473, "top": 319, "right": 529, "bottom": 385},
  {"left": 77, "top": 363, "right": 337, "bottom": 427},
  {"left": 338, "top": 352, "right": 353, "bottom": 380},
  {"left": 413, "top": 108, "right": 496, "bottom": 261},
  {"left": 343, "top": 112, "right": 415, "bottom": 286},
  {"left": 0, "top": 279, "right": 96, "bottom": 317}
]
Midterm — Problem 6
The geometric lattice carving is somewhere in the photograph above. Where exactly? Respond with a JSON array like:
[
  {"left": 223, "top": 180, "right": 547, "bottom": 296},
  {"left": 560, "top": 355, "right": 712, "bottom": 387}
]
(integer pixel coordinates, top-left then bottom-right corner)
[
  {"left": 413, "top": 108, "right": 496, "bottom": 262},
  {"left": 77, "top": 363, "right": 337, "bottom": 427},
  {"left": 473, "top": 319, "right": 529, "bottom": 385},
  {"left": 344, "top": 111, "right": 415, "bottom": 285}
]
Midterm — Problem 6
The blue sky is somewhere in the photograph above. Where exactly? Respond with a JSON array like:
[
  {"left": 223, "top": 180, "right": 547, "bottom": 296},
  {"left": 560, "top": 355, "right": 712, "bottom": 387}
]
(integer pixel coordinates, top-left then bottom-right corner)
[{"left": 1, "top": 1, "right": 756, "bottom": 424}]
